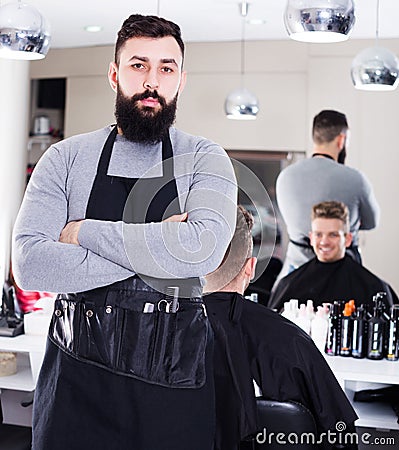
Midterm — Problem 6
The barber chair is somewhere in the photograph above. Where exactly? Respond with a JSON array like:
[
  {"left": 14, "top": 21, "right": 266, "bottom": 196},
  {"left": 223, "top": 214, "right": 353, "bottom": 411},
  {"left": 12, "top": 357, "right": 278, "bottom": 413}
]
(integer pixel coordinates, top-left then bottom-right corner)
[{"left": 240, "top": 398, "right": 318, "bottom": 449}]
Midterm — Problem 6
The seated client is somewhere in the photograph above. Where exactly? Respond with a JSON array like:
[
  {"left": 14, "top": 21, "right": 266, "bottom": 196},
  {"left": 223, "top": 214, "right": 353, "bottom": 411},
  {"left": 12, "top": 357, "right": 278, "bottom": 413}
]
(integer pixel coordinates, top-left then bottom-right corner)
[
  {"left": 269, "top": 201, "right": 398, "bottom": 312},
  {"left": 203, "top": 205, "right": 358, "bottom": 450}
]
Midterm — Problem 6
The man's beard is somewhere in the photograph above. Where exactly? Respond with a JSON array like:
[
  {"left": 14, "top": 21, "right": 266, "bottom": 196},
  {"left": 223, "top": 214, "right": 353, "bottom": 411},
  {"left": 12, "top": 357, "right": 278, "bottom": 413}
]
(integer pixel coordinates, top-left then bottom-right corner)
[
  {"left": 115, "top": 87, "right": 178, "bottom": 144},
  {"left": 338, "top": 145, "right": 346, "bottom": 164}
]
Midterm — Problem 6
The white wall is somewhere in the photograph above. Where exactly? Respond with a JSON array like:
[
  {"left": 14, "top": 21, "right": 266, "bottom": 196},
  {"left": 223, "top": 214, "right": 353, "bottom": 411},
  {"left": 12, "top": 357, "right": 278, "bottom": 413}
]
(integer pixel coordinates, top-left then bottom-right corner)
[
  {"left": 0, "top": 59, "right": 30, "bottom": 286},
  {"left": 29, "top": 37, "right": 399, "bottom": 293}
]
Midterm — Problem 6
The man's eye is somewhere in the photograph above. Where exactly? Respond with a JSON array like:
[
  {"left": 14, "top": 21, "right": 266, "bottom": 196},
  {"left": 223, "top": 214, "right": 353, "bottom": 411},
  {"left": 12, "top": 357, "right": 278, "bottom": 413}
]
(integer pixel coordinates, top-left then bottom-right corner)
[
  {"left": 162, "top": 67, "right": 173, "bottom": 73},
  {"left": 132, "top": 63, "right": 145, "bottom": 69},
  {"left": 330, "top": 233, "right": 340, "bottom": 238}
]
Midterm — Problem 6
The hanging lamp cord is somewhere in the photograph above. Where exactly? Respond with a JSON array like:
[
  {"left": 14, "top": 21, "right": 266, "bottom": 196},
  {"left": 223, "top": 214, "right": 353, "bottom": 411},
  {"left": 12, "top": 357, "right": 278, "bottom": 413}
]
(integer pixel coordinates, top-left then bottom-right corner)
[
  {"left": 240, "top": 1, "right": 249, "bottom": 86},
  {"left": 375, "top": 0, "right": 380, "bottom": 45}
]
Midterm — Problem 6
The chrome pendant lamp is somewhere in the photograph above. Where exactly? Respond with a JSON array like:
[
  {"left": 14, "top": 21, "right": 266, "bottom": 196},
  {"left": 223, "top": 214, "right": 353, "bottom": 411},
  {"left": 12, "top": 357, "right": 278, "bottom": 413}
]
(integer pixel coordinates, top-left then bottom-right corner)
[
  {"left": 284, "top": 0, "right": 355, "bottom": 43},
  {"left": 351, "top": 0, "right": 399, "bottom": 91},
  {"left": 0, "top": 0, "right": 50, "bottom": 60},
  {"left": 225, "top": 1, "right": 259, "bottom": 120}
]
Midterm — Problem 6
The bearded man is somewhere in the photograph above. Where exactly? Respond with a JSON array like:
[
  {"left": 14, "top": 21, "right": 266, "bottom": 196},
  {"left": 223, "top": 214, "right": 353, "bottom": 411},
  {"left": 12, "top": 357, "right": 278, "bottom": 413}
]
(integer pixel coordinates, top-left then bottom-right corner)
[{"left": 12, "top": 14, "right": 237, "bottom": 450}]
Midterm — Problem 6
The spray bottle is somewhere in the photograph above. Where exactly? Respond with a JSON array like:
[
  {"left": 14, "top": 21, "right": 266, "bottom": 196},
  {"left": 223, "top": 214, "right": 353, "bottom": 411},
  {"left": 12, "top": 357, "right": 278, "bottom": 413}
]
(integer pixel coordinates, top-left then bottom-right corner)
[
  {"left": 340, "top": 302, "right": 354, "bottom": 356},
  {"left": 351, "top": 305, "right": 368, "bottom": 359},
  {"left": 386, "top": 304, "right": 399, "bottom": 361},
  {"left": 367, "top": 292, "right": 387, "bottom": 360},
  {"left": 325, "top": 301, "right": 342, "bottom": 356},
  {"left": 311, "top": 306, "right": 329, "bottom": 352},
  {"left": 295, "top": 303, "right": 311, "bottom": 334}
]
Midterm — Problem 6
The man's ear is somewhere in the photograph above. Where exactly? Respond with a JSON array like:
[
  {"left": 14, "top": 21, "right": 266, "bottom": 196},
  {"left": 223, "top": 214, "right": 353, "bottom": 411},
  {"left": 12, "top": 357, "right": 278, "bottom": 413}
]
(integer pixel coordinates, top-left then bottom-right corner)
[
  {"left": 337, "top": 133, "right": 346, "bottom": 150},
  {"left": 345, "top": 232, "right": 353, "bottom": 248},
  {"left": 108, "top": 62, "right": 118, "bottom": 92},
  {"left": 178, "top": 70, "right": 187, "bottom": 95},
  {"left": 244, "top": 257, "right": 257, "bottom": 280}
]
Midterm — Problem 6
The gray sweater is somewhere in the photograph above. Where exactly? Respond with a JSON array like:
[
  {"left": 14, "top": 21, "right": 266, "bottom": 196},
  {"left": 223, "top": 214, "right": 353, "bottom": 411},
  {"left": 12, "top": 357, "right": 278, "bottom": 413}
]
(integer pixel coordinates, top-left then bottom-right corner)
[{"left": 12, "top": 126, "right": 237, "bottom": 293}]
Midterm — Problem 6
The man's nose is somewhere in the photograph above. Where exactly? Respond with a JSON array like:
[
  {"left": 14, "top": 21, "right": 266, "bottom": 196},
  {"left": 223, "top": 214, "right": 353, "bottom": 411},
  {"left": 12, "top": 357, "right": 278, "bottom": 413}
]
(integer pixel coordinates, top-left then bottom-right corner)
[
  {"left": 144, "top": 70, "right": 159, "bottom": 90},
  {"left": 320, "top": 235, "right": 330, "bottom": 244}
]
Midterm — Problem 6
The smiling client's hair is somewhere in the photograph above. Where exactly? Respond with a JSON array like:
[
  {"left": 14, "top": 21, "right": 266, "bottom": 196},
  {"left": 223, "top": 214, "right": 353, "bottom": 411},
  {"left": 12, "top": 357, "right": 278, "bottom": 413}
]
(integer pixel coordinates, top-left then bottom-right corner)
[{"left": 312, "top": 201, "right": 349, "bottom": 232}]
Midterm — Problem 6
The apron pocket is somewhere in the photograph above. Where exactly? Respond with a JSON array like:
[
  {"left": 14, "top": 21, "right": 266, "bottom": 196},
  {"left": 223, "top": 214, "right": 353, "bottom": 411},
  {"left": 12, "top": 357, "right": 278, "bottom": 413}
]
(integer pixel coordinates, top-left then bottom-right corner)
[
  {"left": 117, "top": 309, "right": 157, "bottom": 380},
  {"left": 77, "top": 302, "right": 121, "bottom": 367},
  {"left": 165, "top": 306, "right": 208, "bottom": 388},
  {"left": 118, "top": 305, "right": 208, "bottom": 388},
  {"left": 50, "top": 298, "right": 80, "bottom": 353}
]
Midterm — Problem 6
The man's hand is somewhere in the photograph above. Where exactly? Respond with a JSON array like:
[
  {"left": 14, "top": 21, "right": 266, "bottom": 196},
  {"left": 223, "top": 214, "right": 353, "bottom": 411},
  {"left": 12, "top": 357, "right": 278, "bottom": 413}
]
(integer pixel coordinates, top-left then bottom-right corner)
[
  {"left": 163, "top": 212, "right": 188, "bottom": 223},
  {"left": 59, "top": 221, "right": 83, "bottom": 245}
]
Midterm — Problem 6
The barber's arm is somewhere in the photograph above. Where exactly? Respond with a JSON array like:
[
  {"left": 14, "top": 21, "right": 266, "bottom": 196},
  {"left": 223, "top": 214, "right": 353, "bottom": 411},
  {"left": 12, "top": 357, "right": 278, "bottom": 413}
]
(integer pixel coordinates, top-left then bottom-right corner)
[
  {"left": 76, "top": 149, "right": 237, "bottom": 279},
  {"left": 12, "top": 146, "right": 134, "bottom": 294},
  {"left": 358, "top": 172, "right": 380, "bottom": 230}
]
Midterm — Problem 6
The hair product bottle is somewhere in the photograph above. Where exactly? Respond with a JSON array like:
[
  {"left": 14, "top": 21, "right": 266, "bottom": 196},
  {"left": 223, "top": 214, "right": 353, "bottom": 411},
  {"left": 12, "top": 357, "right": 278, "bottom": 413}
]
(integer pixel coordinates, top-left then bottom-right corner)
[
  {"left": 295, "top": 304, "right": 311, "bottom": 334},
  {"left": 386, "top": 304, "right": 399, "bottom": 361},
  {"left": 340, "top": 302, "right": 354, "bottom": 357},
  {"left": 311, "top": 306, "right": 329, "bottom": 352},
  {"left": 367, "top": 294, "right": 387, "bottom": 360},
  {"left": 325, "top": 301, "right": 342, "bottom": 356},
  {"left": 351, "top": 305, "right": 368, "bottom": 359}
]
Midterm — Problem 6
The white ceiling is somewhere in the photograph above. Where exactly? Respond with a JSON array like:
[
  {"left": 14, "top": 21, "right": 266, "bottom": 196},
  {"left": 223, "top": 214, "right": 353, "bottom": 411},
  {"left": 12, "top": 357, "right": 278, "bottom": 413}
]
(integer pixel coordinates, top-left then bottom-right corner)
[{"left": 12, "top": 0, "right": 399, "bottom": 49}]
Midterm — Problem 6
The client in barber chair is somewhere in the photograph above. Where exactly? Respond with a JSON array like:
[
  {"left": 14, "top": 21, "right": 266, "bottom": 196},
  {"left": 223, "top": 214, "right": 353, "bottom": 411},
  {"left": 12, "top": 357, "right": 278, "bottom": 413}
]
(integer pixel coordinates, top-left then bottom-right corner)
[
  {"left": 203, "top": 205, "right": 358, "bottom": 450},
  {"left": 268, "top": 201, "right": 398, "bottom": 312}
]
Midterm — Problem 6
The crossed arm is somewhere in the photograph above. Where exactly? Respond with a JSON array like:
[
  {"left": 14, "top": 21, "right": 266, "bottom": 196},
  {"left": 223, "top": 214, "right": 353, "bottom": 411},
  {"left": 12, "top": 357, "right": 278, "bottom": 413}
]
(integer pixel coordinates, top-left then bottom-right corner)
[{"left": 12, "top": 145, "right": 237, "bottom": 293}]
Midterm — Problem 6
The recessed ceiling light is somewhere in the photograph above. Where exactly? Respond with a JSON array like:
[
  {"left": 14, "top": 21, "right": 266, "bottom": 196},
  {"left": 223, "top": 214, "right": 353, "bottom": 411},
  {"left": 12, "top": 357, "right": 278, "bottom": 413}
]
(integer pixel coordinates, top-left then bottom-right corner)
[
  {"left": 84, "top": 25, "right": 103, "bottom": 33},
  {"left": 247, "top": 19, "right": 266, "bottom": 26}
]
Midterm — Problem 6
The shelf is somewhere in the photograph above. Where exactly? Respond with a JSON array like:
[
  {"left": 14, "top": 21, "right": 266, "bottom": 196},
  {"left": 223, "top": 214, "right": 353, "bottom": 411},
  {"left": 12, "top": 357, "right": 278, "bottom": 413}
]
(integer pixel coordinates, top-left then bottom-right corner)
[
  {"left": 323, "top": 355, "right": 399, "bottom": 430},
  {"left": 0, "top": 354, "right": 35, "bottom": 392},
  {"left": 0, "top": 334, "right": 47, "bottom": 353},
  {"left": 0, "top": 334, "right": 47, "bottom": 391},
  {"left": 324, "top": 355, "right": 399, "bottom": 385},
  {"left": 345, "top": 388, "right": 399, "bottom": 430}
]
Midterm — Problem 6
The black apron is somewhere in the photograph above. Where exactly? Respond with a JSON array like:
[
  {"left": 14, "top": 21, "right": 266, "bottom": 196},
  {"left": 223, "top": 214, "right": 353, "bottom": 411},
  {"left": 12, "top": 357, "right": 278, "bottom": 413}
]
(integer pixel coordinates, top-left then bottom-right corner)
[{"left": 32, "top": 127, "right": 215, "bottom": 450}]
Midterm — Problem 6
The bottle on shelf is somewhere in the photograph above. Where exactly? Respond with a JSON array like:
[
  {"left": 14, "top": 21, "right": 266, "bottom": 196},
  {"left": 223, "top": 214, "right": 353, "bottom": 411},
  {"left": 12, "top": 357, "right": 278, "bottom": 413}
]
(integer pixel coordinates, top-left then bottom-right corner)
[
  {"left": 386, "top": 304, "right": 399, "bottom": 361},
  {"left": 295, "top": 304, "right": 311, "bottom": 334},
  {"left": 306, "top": 299, "right": 315, "bottom": 320},
  {"left": 281, "top": 299, "right": 299, "bottom": 322},
  {"left": 310, "top": 306, "right": 328, "bottom": 352},
  {"left": 367, "top": 292, "right": 387, "bottom": 360},
  {"left": 325, "top": 301, "right": 342, "bottom": 356},
  {"left": 339, "top": 302, "right": 354, "bottom": 357},
  {"left": 351, "top": 305, "right": 368, "bottom": 359}
]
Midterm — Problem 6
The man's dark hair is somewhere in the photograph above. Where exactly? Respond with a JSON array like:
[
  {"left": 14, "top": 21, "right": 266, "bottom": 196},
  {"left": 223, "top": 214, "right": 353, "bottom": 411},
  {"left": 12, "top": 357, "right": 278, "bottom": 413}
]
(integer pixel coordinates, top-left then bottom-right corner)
[
  {"left": 115, "top": 14, "right": 185, "bottom": 65},
  {"left": 312, "top": 110, "right": 348, "bottom": 144}
]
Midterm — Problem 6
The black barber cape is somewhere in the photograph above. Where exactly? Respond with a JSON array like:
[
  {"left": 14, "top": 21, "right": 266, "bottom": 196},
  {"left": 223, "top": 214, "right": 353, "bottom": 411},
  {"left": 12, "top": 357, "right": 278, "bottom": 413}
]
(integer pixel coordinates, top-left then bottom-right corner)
[
  {"left": 269, "top": 255, "right": 398, "bottom": 312},
  {"left": 204, "top": 292, "right": 358, "bottom": 450}
]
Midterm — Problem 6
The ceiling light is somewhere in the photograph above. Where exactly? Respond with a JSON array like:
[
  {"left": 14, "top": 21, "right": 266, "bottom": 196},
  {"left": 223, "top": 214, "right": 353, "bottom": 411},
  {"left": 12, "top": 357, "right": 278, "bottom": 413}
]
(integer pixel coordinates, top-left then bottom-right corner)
[
  {"left": 351, "top": 0, "right": 399, "bottom": 91},
  {"left": 225, "top": 88, "right": 259, "bottom": 120},
  {"left": 284, "top": 0, "right": 355, "bottom": 43},
  {"left": 0, "top": 0, "right": 50, "bottom": 60},
  {"left": 84, "top": 25, "right": 103, "bottom": 33},
  {"left": 225, "top": 1, "right": 259, "bottom": 120},
  {"left": 247, "top": 19, "right": 266, "bottom": 26}
]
